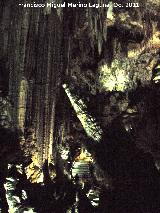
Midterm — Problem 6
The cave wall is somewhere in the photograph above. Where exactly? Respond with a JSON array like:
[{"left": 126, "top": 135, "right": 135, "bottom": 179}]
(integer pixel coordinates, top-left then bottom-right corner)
[
  {"left": 0, "top": 1, "right": 65, "bottom": 181},
  {"left": 1, "top": 0, "right": 159, "bottom": 180},
  {"left": 0, "top": 0, "right": 160, "bottom": 211}
]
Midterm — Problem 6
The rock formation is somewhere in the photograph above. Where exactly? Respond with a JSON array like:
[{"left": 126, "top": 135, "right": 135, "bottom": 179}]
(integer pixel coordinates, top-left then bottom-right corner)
[{"left": 0, "top": 0, "right": 160, "bottom": 212}]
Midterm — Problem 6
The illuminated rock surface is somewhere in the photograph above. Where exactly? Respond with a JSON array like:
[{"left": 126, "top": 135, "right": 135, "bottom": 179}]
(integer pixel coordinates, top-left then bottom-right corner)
[{"left": 0, "top": 0, "right": 160, "bottom": 212}]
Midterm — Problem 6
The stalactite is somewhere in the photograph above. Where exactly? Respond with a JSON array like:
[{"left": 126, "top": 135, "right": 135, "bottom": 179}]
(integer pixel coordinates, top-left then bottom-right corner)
[
  {"left": 1, "top": 0, "right": 160, "bottom": 211},
  {"left": 0, "top": 1, "right": 64, "bottom": 183},
  {"left": 63, "top": 84, "right": 103, "bottom": 142},
  {"left": 18, "top": 77, "right": 28, "bottom": 131}
]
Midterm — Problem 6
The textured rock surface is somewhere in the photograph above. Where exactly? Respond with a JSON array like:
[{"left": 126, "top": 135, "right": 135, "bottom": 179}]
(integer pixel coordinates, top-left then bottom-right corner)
[{"left": 0, "top": 0, "right": 160, "bottom": 212}]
